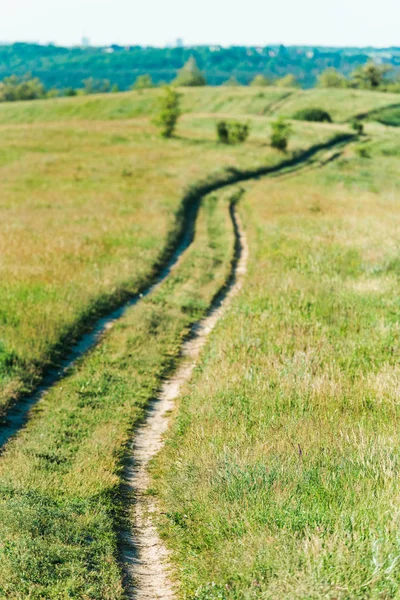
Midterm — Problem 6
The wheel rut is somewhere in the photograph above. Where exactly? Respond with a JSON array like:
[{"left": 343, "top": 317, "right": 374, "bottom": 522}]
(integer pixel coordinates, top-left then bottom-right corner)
[
  {"left": 0, "top": 134, "right": 353, "bottom": 453},
  {"left": 121, "top": 201, "right": 248, "bottom": 599}
]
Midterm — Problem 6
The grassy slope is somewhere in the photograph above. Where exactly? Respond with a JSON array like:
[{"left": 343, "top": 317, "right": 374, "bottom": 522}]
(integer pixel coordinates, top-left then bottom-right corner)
[
  {"left": 0, "top": 192, "right": 235, "bottom": 599},
  {"left": 155, "top": 133, "right": 400, "bottom": 599},
  {"left": 276, "top": 88, "right": 400, "bottom": 122},
  {"left": 0, "top": 87, "right": 397, "bottom": 125},
  {"left": 0, "top": 96, "right": 338, "bottom": 415}
]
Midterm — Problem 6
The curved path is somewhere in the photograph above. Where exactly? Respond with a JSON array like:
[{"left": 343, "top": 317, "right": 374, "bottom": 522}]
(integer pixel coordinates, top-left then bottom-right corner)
[
  {"left": 0, "top": 134, "right": 353, "bottom": 453},
  {"left": 121, "top": 200, "right": 248, "bottom": 599}
]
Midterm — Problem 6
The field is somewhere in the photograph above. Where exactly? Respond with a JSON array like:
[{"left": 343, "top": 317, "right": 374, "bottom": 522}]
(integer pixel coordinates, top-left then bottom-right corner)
[
  {"left": 0, "top": 86, "right": 399, "bottom": 598},
  {"left": 0, "top": 91, "right": 342, "bottom": 414}
]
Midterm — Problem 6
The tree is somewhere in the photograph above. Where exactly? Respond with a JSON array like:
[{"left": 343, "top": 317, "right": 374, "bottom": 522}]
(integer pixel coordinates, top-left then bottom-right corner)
[
  {"left": 250, "top": 74, "right": 272, "bottom": 87},
  {"left": 82, "top": 77, "right": 111, "bottom": 94},
  {"left": 275, "top": 74, "right": 299, "bottom": 88},
  {"left": 222, "top": 76, "right": 241, "bottom": 87},
  {"left": 270, "top": 117, "right": 292, "bottom": 151},
  {"left": 154, "top": 86, "right": 181, "bottom": 138},
  {"left": 350, "top": 62, "right": 392, "bottom": 89},
  {"left": 0, "top": 75, "right": 46, "bottom": 102},
  {"left": 132, "top": 74, "right": 154, "bottom": 90},
  {"left": 318, "top": 68, "right": 347, "bottom": 88},
  {"left": 173, "top": 57, "right": 206, "bottom": 87}
]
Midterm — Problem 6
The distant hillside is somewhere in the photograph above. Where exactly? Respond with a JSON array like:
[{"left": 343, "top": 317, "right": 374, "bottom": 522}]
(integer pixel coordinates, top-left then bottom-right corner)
[{"left": 1, "top": 43, "right": 400, "bottom": 90}]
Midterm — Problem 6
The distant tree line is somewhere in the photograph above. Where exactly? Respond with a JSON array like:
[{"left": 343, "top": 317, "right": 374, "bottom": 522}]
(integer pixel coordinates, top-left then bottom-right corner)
[
  {"left": 1, "top": 42, "right": 400, "bottom": 92},
  {"left": 1, "top": 56, "right": 400, "bottom": 103}
]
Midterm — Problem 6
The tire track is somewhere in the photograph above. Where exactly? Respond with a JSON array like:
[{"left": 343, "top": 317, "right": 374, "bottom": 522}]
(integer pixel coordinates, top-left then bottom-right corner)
[
  {"left": 0, "top": 134, "right": 353, "bottom": 453},
  {"left": 121, "top": 198, "right": 248, "bottom": 599}
]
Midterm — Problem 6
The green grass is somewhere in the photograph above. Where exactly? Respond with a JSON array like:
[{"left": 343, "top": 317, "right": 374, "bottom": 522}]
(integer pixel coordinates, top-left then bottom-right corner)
[
  {"left": 0, "top": 96, "right": 340, "bottom": 414},
  {"left": 154, "top": 132, "right": 400, "bottom": 599},
  {"left": 276, "top": 88, "right": 400, "bottom": 122},
  {"left": 0, "top": 191, "right": 235, "bottom": 599},
  {"left": 0, "top": 86, "right": 397, "bottom": 125},
  {"left": 0, "top": 85, "right": 399, "bottom": 598}
]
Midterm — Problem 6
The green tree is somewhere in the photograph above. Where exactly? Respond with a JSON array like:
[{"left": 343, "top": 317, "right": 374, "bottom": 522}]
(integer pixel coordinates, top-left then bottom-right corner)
[
  {"left": 275, "top": 74, "right": 299, "bottom": 88},
  {"left": 270, "top": 117, "right": 292, "bottom": 151},
  {"left": 222, "top": 76, "right": 241, "bottom": 87},
  {"left": 0, "top": 75, "right": 46, "bottom": 102},
  {"left": 173, "top": 57, "right": 206, "bottom": 87},
  {"left": 318, "top": 68, "right": 347, "bottom": 88},
  {"left": 250, "top": 74, "right": 272, "bottom": 87},
  {"left": 82, "top": 77, "right": 111, "bottom": 94},
  {"left": 350, "top": 62, "right": 392, "bottom": 89},
  {"left": 154, "top": 86, "right": 181, "bottom": 138},
  {"left": 132, "top": 74, "right": 154, "bottom": 90}
]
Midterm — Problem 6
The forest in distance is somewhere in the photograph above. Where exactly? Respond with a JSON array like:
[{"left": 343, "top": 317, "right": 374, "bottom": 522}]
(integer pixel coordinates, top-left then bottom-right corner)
[{"left": 1, "top": 41, "right": 400, "bottom": 92}]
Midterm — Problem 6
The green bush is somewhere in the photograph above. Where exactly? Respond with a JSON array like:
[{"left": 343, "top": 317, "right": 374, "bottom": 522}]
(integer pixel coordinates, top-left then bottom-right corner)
[
  {"left": 350, "top": 119, "right": 364, "bottom": 135},
  {"left": 355, "top": 144, "right": 371, "bottom": 158},
  {"left": 222, "top": 76, "right": 242, "bottom": 87},
  {"left": 271, "top": 117, "right": 292, "bottom": 152},
  {"left": 154, "top": 86, "right": 181, "bottom": 138},
  {"left": 216, "top": 121, "right": 229, "bottom": 144},
  {"left": 132, "top": 74, "right": 154, "bottom": 90},
  {"left": 216, "top": 120, "right": 250, "bottom": 144},
  {"left": 0, "top": 74, "right": 46, "bottom": 102},
  {"left": 293, "top": 107, "right": 332, "bottom": 123},
  {"left": 250, "top": 74, "right": 272, "bottom": 87},
  {"left": 173, "top": 57, "right": 206, "bottom": 87}
]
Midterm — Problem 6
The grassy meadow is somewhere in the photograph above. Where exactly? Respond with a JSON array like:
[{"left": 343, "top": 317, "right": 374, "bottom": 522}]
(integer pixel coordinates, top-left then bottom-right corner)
[
  {"left": 0, "top": 89, "right": 344, "bottom": 415},
  {"left": 154, "top": 130, "right": 400, "bottom": 599},
  {"left": 0, "top": 85, "right": 399, "bottom": 598},
  {"left": 0, "top": 191, "right": 236, "bottom": 598}
]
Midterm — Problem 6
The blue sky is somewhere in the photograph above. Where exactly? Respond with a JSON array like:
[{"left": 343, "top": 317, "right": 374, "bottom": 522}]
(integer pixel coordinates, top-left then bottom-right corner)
[{"left": 1, "top": 0, "right": 399, "bottom": 47}]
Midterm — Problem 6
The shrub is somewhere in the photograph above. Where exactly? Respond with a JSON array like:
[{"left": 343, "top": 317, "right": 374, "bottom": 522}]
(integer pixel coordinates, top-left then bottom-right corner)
[
  {"left": 132, "top": 74, "right": 154, "bottom": 90},
  {"left": 230, "top": 122, "right": 250, "bottom": 143},
  {"left": 216, "top": 121, "right": 229, "bottom": 144},
  {"left": 222, "top": 76, "right": 241, "bottom": 87},
  {"left": 173, "top": 57, "right": 206, "bottom": 87},
  {"left": 82, "top": 77, "right": 111, "bottom": 94},
  {"left": 271, "top": 118, "right": 292, "bottom": 152},
  {"left": 0, "top": 74, "right": 46, "bottom": 102},
  {"left": 250, "top": 74, "right": 272, "bottom": 87},
  {"left": 355, "top": 144, "right": 371, "bottom": 158},
  {"left": 216, "top": 120, "right": 250, "bottom": 144},
  {"left": 350, "top": 119, "right": 364, "bottom": 135},
  {"left": 318, "top": 68, "right": 347, "bottom": 88},
  {"left": 275, "top": 74, "right": 299, "bottom": 88},
  {"left": 293, "top": 107, "right": 332, "bottom": 123},
  {"left": 154, "top": 86, "right": 181, "bottom": 138}
]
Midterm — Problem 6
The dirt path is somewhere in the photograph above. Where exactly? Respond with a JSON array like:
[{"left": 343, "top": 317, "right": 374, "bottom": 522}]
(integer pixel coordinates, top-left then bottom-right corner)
[{"left": 121, "top": 201, "right": 248, "bottom": 599}]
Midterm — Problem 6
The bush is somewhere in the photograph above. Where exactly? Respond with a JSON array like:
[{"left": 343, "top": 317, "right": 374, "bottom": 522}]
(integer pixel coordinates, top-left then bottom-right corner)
[
  {"left": 173, "top": 57, "right": 206, "bottom": 87},
  {"left": 355, "top": 144, "right": 371, "bottom": 158},
  {"left": 132, "top": 74, "right": 153, "bottom": 90},
  {"left": 250, "top": 74, "right": 272, "bottom": 87},
  {"left": 318, "top": 68, "right": 347, "bottom": 88},
  {"left": 0, "top": 74, "right": 46, "bottom": 102},
  {"left": 222, "top": 76, "right": 241, "bottom": 87},
  {"left": 216, "top": 120, "right": 250, "bottom": 144},
  {"left": 350, "top": 119, "right": 364, "bottom": 135},
  {"left": 271, "top": 118, "right": 292, "bottom": 152},
  {"left": 275, "top": 74, "right": 299, "bottom": 88},
  {"left": 154, "top": 86, "right": 181, "bottom": 138},
  {"left": 293, "top": 108, "right": 332, "bottom": 123},
  {"left": 216, "top": 121, "right": 229, "bottom": 144},
  {"left": 82, "top": 77, "right": 111, "bottom": 94}
]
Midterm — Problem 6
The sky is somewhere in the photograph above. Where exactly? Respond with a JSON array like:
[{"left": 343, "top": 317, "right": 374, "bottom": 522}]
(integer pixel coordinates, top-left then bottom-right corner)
[{"left": 1, "top": 0, "right": 399, "bottom": 48}]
